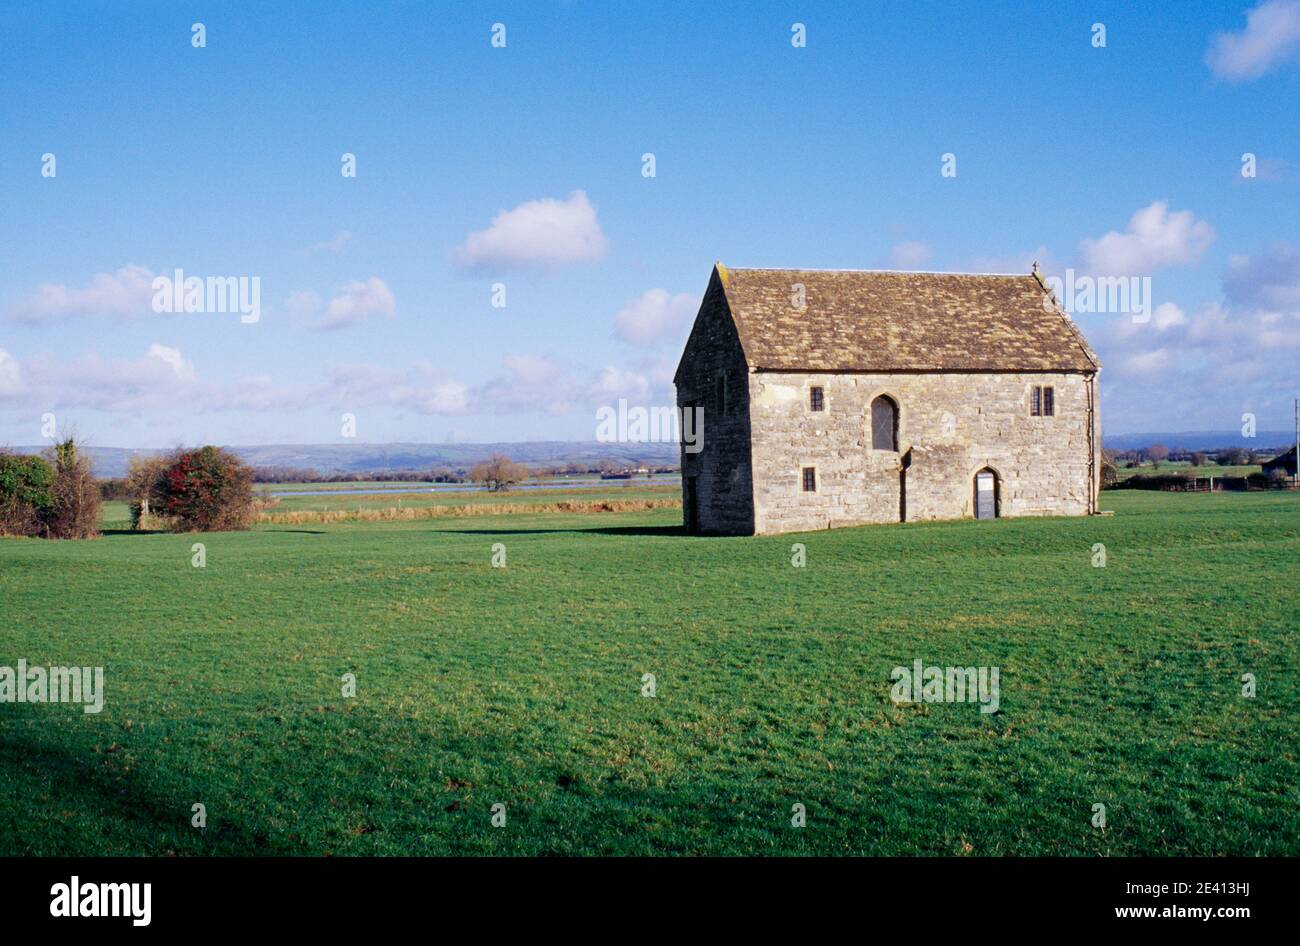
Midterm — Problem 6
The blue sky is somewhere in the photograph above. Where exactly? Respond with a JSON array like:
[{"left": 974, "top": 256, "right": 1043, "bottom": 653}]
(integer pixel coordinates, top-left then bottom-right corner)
[{"left": 1, "top": 0, "right": 1298, "bottom": 447}]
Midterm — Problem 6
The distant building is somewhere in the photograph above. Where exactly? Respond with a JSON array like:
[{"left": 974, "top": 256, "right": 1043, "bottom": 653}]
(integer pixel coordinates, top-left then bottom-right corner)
[
  {"left": 673, "top": 263, "right": 1103, "bottom": 535},
  {"left": 1261, "top": 451, "right": 1298, "bottom": 477}
]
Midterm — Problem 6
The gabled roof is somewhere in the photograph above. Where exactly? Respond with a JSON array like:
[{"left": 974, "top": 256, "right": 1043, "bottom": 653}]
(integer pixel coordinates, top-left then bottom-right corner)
[
  {"left": 713, "top": 264, "right": 1100, "bottom": 373},
  {"left": 1261, "top": 451, "right": 1297, "bottom": 474}
]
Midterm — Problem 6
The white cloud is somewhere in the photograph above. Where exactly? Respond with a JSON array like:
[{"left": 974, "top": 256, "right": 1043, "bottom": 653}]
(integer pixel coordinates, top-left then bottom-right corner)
[
  {"left": 0, "top": 345, "right": 472, "bottom": 418},
  {"left": 454, "top": 190, "right": 609, "bottom": 269},
  {"left": 8, "top": 265, "right": 157, "bottom": 322},
  {"left": 614, "top": 289, "right": 697, "bottom": 346},
  {"left": 0, "top": 349, "right": 25, "bottom": 397},
  {"left": 1078, "top": 201, "right": 1214, "bottom": 275},
  {"left": 147, "top": 343, "right": 195, "bottom": 381},
  {"left": 318, "top": 277, "right": 396, "bottom": 329},
  {"left": 477, "top": 355, "right": 581, "bottom": 415},
  {"left": 1085, "top": 242, "right": 1300, "bottom": 426},
  {"left": 889, "top": 241, "right": 933, "bottom": 268},
  {"left": 0, "top": 341, "right": 698, "bottom": 430},
  {"left": 408, "top": 380, "right": 469, "bottom": 414},
  {"left": 472, "top": 354, "right": 666, "bottom": 417},
  {"left": 591, "top": 366, "right": 652, "bottom": 403},
  {"left": 1118, "top": 348, "right": 1172, "bottom": 377},
  {"left": 1206, "top": 0, "right": 1300, "bottom": 81},
  {"left": 14, "top": 345, "right": 201, "bottom": 413},
  {"left": 1152, "top": 302, "right": 1187, "bottom": 331},
  {"left": 325, "top": 361, "right": 469, "bottom": 415},
  {"left": 502, "top": 353, "right": 560, "bottom": 385}
]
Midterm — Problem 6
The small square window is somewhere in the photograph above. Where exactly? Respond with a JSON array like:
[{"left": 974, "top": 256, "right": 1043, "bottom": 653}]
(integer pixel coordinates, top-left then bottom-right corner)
[
  {"left": 1043, "top": 386, "right": 1055, "bottom": 417},
  {"left": 809, "top": 386, "right": 824, "bottom": 412},
  {"left": 1030, "top": 386, "right": 1042, "bottom": 417},
  {"left": 802, "top": 467, "right": 817, "bottom": 492}
]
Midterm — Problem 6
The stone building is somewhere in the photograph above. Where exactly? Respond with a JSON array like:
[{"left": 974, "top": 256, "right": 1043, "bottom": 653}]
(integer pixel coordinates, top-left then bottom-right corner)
[{"left": 673, "top": 263, "right": 1102, "bottom": 535}]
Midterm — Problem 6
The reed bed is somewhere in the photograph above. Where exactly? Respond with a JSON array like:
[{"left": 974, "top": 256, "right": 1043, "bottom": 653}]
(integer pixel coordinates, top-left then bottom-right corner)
[{"left": 258, "top": 497, "right": 680, "bottom": 525}]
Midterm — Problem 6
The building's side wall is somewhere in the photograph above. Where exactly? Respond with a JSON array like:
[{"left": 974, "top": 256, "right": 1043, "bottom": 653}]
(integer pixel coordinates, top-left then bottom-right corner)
[
  {"left": 748, "top": 371, "right": 1096, "bottom": 535},
  {"left": 675, "top": 274, "right": 754, "bottom": 534}
]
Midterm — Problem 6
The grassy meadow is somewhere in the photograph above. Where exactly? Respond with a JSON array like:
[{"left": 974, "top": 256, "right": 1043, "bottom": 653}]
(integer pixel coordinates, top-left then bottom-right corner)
[
  {"left": 1113, "top": 460, "right": 1262, "bottom": 481},
  {"left": 1107, "top": 462, "right": 1258, "bottom": 483},
  {"left": 1, "top": 489, "right": 1296, "bottom": 855}
]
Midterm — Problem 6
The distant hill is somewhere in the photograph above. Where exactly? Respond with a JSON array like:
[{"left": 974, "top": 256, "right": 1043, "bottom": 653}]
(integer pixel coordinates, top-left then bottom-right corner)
[
  {"left": 6, "top": 432, "right": 1294, "bottom": 478},
  {"left": 4, "top": 442, "right": 681, "bottom": 478},
  {"left": 1101, "top": 431, "right": 1295, "bottom": 452}
]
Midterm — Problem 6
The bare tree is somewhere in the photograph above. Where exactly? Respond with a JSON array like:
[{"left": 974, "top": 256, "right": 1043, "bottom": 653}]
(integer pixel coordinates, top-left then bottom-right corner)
[
  {"left": 1148, "top": 443, "right": 1169, "bottom": 468},
  {"left": 469, "top": 454, "right": 529, "bottom": 492}
]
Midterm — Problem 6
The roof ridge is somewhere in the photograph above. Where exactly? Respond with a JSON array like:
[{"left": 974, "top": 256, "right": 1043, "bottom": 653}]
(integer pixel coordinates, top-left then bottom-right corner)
[{"left": 725, "top": 266, "right": 1032, "bottom": 277}]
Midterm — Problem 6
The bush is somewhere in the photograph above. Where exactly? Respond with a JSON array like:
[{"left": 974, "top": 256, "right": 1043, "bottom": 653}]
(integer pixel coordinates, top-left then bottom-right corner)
[
  {"left": 158, "top": 446, "right": 256, "bottom": 531},
  {"left": 125, "top": 453, "right": 172, "bottom": 529},
  {"left": 0, "top": 440, "right": 100, "bottom": 538},
  {"left": 1099, "top": 459, "right": 1119, "bottom": 490},
  {"left": 99, "top": 477, "right": 133, "bottom": 501},
  {"left": 125, "top": 447, "right": 255, "bottom": 531},
  {"left": 1115, "top": 471, "right": 1197, "bottom": 491},
  {"left": 0, "top": 452, "right": 55, "bottom": 536},
  {"left": 43, "top": 439, "right": 101, "bottom": 539}
]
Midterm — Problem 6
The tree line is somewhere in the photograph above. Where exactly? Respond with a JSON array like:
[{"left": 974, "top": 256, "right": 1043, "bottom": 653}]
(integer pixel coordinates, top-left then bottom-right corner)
[
  {"left": 6, "top": 441, "right": 680, "bottom": 539},
  {"left": 1, "top": 441, "right": 259, "bottom": 538}
]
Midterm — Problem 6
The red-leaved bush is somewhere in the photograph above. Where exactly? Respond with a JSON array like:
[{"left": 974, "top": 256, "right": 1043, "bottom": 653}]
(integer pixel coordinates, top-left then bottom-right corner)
[{"left": 136, "top": 446, "right": 256, "bottom": 532}]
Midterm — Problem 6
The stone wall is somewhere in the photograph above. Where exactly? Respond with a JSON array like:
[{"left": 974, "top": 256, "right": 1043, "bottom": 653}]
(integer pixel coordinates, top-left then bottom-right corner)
[
  {"left": 674, "top": 273, "right": 754, "bottom": 534},
  {"left": 746, "top": 370, "right": 1099, "bottom": 535}
]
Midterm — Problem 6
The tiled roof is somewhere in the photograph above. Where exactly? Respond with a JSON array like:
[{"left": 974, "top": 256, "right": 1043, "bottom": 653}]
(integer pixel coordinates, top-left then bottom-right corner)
[{"left": 716, "top": 265, "right": 1100, "bottom": 372}]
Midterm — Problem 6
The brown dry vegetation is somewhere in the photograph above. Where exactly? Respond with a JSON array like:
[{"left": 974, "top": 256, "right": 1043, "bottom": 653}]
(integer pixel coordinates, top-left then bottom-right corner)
[
  {"left": 258, "top": 496, "right": 680, "bottom": 525},
  {"left": 44, "top": 439, "right": 101, "bottom": 539}
]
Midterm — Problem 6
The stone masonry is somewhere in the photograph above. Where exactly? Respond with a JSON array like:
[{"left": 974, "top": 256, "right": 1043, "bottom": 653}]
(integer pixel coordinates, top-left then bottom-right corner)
[
  {"left": 748, "top": 370, "right": 1098, "bottom": 534},
  {"left": 674, "top": 264, "right": 1102, "bottom": 536}
]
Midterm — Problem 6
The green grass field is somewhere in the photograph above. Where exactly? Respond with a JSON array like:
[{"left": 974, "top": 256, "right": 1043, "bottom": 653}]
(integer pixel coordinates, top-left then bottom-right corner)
[
  {"left": 1, "top": 490, "right": 1296, "bottom": 855},
  {"left": 1107, "top": 462, "right": 1258, "bottom": 483},
  {"left": 1114, "top": 461, "right": 1261, "bottom": 481},
  {"left": 260, "top": 482, "right": 680, "bottom": 514}
]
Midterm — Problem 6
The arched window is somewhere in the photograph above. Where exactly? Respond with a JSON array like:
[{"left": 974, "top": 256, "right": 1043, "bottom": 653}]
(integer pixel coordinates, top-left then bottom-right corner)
[{"left": 871, "top": 396, "right": 898, "bottom": 451}]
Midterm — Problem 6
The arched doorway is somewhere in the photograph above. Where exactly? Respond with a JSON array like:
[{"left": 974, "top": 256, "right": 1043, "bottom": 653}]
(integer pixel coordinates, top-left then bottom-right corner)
[{"left": 974, "top": 468, "right": 999, "bottom": 520}]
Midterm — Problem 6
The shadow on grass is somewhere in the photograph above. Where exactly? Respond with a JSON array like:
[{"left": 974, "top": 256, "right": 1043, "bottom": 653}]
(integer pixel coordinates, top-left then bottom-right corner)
[
  {"left": 0, "top": 731, "right": 279, "bottom": 855},
  {"left": 101, "top": 527, "right": 328, "bottom": 536},
  {"left": 436, "top": 524, "right": 689, "bottom": 537}
]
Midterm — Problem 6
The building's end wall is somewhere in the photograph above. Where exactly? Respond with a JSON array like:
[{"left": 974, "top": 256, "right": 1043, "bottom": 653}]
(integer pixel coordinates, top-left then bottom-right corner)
[{"left": 675, "top": 275, "right": 754, "bottom": 534}]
